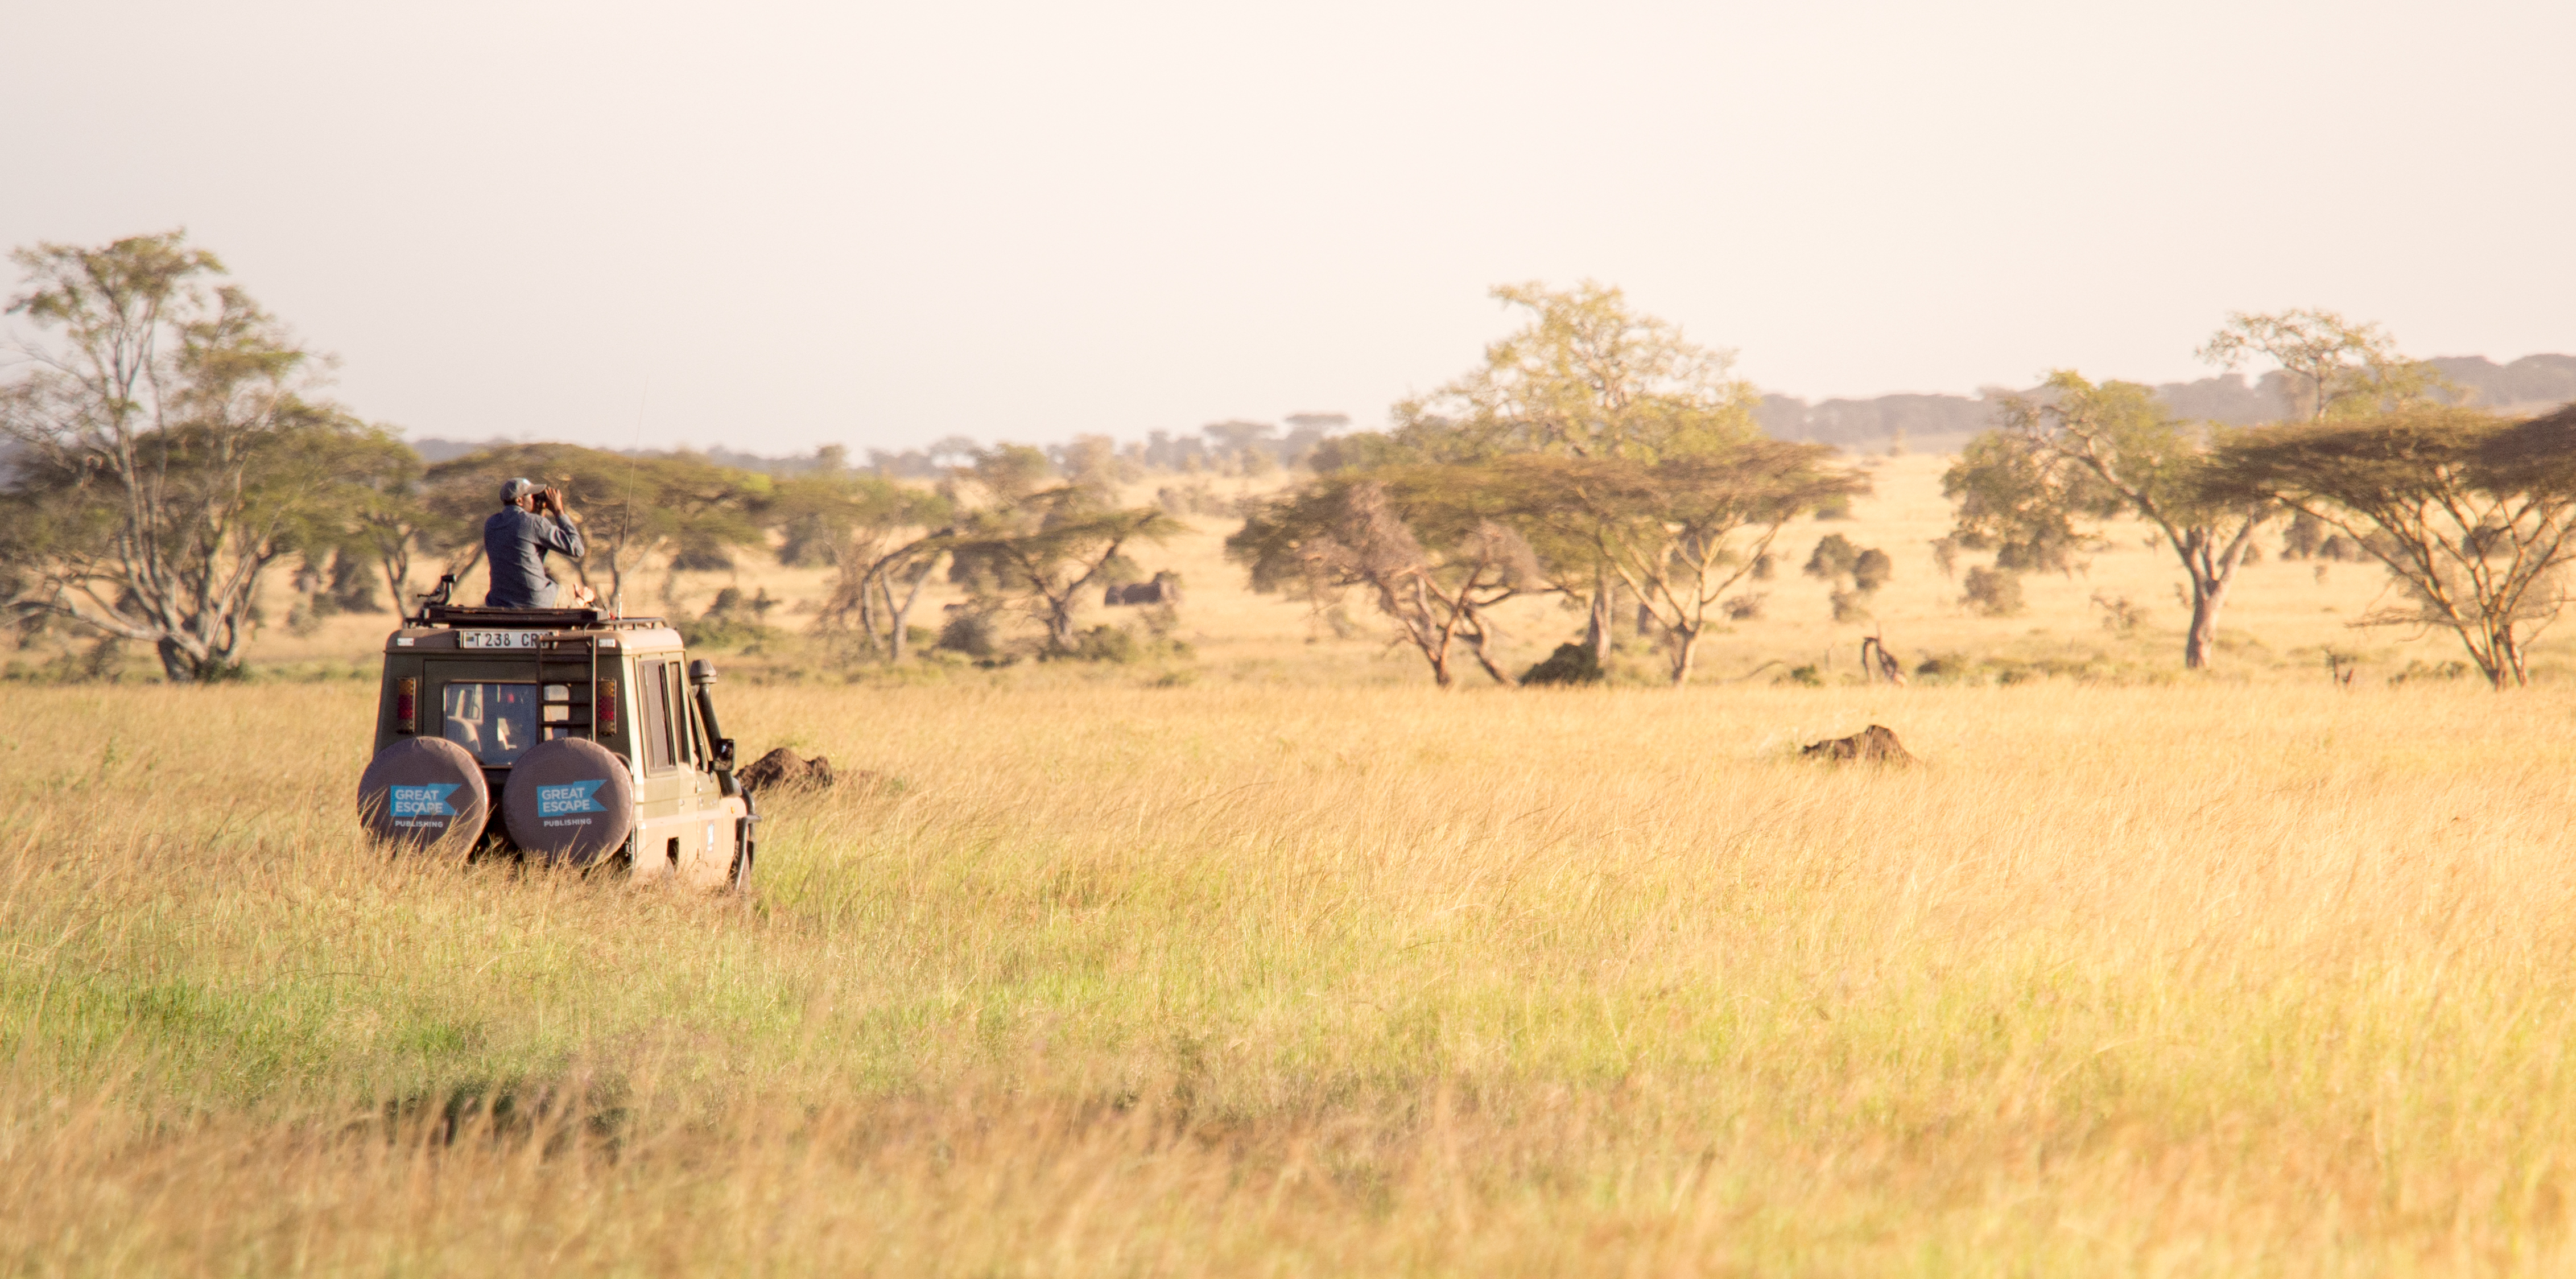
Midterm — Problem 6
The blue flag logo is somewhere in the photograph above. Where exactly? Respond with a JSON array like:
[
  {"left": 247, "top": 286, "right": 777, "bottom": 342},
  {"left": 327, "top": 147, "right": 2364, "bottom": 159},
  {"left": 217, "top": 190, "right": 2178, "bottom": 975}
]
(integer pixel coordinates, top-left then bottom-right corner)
[
  {"left": 390, "top": 783, "right": 460, "bottom": 818},
  {"left": 537, "top": 780, "right": 608, "bottom": 816}
]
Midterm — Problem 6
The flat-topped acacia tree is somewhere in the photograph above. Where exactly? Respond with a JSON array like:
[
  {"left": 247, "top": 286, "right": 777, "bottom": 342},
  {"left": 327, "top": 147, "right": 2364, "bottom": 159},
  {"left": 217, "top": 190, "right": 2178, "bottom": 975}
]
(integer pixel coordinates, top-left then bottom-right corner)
[
  {"left": 942, "top": 445, "right": 1180, "bottom": 655},
  {"left": 2216, "top": 404, "right": 2576, "bottom": 689},
  {"left": 1227, "top": 468, "right": 1542, "bottom": 688},
  {"left": 1490, "top": 443, "right": 1862, "bottom": 685},
  {"left": 776, "top": 468, "right": 955, "bottom": 662}
]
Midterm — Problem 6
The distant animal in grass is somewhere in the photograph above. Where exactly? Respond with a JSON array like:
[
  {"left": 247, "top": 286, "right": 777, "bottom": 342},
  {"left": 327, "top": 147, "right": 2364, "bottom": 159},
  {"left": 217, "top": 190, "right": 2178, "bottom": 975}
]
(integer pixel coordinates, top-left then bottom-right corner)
[
  {"left": 1801, "top": 725, "right": 1914, "bottom": 765},
  {"left": 1104, "top": 573, "right": 1183, "bottom": 606}
]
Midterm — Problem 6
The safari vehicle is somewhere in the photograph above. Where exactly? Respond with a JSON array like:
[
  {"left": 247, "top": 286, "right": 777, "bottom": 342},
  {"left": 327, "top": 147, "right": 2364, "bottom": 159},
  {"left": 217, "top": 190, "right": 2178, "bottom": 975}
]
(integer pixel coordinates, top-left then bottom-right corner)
[{"left": 354, "top": 579, "right": 756, "bottom": 889}]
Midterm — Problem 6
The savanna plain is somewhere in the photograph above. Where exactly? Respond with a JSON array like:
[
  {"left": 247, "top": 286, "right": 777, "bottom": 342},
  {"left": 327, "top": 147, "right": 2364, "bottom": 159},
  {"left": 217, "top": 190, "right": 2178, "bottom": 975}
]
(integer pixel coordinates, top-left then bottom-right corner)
[{"left": 9, "top": 458, "right": 2576, "bottom": 1276}]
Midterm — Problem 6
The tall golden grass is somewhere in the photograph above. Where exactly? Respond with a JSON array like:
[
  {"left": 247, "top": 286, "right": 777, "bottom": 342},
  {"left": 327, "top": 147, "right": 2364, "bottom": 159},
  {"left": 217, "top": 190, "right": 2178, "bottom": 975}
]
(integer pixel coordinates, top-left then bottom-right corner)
[{"left": 9, "top": 677, "right": 2576, "bottom": 1274}]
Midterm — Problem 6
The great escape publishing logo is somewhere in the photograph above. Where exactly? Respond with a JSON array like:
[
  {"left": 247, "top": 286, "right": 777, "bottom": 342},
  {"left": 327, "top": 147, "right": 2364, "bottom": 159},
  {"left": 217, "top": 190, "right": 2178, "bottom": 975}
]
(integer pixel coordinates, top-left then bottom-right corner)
[
  {"left": 390, "top": 784, "right": 458, "bottom": 818},
  {"left": 538, "top": 780, "right": 608, "bottom": 826}
]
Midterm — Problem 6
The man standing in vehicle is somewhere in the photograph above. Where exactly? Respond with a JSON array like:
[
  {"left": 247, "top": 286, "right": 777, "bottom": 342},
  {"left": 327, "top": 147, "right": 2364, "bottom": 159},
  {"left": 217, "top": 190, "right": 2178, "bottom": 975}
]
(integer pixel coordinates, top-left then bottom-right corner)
[{"left": 484, "top": 477, "right": 596, "bottom": 608}]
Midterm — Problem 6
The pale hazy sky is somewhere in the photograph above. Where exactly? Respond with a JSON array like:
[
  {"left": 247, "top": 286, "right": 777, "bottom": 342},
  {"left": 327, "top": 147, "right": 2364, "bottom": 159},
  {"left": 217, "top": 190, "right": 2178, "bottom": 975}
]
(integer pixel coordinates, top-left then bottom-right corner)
[{"left": 5, "top": 1, "right": 2570, "bottom": 453}]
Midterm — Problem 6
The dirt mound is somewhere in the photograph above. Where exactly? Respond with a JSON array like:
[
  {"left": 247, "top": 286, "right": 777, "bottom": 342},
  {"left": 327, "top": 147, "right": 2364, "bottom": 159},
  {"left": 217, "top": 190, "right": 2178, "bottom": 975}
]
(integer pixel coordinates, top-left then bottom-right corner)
[
  {"left": 739, "top": 747, "right": 837, "bottom": 795},
  {"left": 1801, "top": 724, "right": 1914, "bottom": 764}
]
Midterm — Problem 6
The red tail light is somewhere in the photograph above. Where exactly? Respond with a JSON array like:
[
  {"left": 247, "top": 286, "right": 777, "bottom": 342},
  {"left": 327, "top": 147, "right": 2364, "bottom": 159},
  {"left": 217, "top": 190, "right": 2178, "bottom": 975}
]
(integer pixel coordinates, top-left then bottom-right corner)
[
  {"left": 597, "top": 679, "right": 618, "bottom": 737},
  {"left": 395, "top": 677, "right": 418, "bottom": 734}
]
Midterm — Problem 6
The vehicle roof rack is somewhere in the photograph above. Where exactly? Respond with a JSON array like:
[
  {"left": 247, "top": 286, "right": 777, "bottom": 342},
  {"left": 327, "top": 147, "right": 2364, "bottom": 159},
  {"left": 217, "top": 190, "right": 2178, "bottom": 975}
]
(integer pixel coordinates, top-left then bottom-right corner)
[
  {"left": 421, "top": 604, "right": 604, "bottom": 629},
  {"left": 406, "top": 574, "right": 664, "bottom": 630}
]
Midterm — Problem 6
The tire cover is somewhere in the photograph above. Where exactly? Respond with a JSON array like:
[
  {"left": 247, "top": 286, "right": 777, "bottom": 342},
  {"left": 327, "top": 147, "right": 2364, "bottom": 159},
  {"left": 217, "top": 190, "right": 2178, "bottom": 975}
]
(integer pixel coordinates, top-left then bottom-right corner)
[
  {"left": 500, "top": 737, "right": 637, "bottom": 867},
  {"left": 357, "top": 736, "right": 490, "bottom": 848}
]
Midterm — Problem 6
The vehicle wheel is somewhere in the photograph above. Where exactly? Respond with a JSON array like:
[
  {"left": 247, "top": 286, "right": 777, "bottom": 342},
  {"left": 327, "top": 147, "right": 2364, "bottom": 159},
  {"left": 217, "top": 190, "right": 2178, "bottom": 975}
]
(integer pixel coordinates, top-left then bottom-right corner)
[
  {"left": 726, "top": 815, "right": 753, "bottom": 892},
  {"left": 356, "top": 737, "right": 489, "bottom": 851},
  {"left": 499, "top": 737, "right": 637, "bottom": 868},
  {"left": 729, "top": 794, "right": 758, "bottom": 893}
]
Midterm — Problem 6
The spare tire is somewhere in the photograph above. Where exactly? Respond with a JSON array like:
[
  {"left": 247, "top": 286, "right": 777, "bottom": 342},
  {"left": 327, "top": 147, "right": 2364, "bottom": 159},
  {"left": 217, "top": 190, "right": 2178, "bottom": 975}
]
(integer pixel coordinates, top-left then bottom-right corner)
[
  {"left": 500, "top": 737, "right": 637, "bottom": 867},
  {"left": 357, "top": 736, "right": 490, "bottom": 849}
]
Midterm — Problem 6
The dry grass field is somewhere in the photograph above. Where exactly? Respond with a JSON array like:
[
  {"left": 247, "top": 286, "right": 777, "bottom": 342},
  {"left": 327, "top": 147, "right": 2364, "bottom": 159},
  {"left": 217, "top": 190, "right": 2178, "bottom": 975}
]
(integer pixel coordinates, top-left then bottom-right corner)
[{"left": 7, "top": 454, "right": 2576, "bottom": 1274}]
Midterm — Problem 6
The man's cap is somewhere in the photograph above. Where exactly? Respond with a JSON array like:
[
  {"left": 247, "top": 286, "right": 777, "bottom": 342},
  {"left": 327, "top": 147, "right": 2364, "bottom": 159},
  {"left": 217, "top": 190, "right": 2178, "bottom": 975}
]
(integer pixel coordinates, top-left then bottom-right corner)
[{"left": 499, "top": 477, "right": 541, "bottom": 506}]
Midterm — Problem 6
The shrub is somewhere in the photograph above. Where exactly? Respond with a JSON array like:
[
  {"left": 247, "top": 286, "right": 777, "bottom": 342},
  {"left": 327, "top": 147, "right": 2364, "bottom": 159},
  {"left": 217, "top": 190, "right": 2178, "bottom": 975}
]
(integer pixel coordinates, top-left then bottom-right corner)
[
  {"left": 1721, "top": 593, "right": 1766, "bottom": 621},
  {"left": 1851, "top": 547, "right": 1892, "bottom": 593},
  {"left": 675, "top": 586, "right": 779, "bottom": 649},
  {"left": 1962, "top": 566, "right": 2024, "bottom": 617},
  {"left": 1830, "top": 588, "right": 1871, "bottom": 623},
  {"left": 1070, "top": 625, "right": 1141, "bottom": 663},
  {"left": 1805, "top": 534, "right": 1859, "bottom": 579},
  {"left": 935, "top": 613, "right": 997, "bottom": 658}
]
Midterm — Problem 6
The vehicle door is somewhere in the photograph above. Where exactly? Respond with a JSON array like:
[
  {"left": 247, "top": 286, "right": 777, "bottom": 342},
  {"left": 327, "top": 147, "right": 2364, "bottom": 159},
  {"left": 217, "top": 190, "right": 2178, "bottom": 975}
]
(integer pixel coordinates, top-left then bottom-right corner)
[{"left": 629, "top": 655, "right": 701, "bottom": 881}]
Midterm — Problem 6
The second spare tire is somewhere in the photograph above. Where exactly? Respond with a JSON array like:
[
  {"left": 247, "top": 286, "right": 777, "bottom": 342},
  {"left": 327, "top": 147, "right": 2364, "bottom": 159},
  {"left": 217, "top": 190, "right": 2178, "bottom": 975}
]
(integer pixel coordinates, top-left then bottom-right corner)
[{"left": 500, "top": 737, "right": 637, "bottom": 867}]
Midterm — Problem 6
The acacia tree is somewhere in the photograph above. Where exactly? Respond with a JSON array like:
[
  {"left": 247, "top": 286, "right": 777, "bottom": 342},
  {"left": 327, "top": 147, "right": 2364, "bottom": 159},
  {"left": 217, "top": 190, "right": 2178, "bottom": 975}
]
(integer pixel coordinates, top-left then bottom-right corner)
[
  {"left": 943, "top": 445, "right": 1179, "bottom": 653},
  {"left": 1496, "top": 443, "right": 1861, "bottom": 684},
  {"left": 1391, "top": 280, "right": 1761, "bottom": 663},
  {"left": 1947, "top": 371, "right": 2268, "bottom": 669},
  {"left": 781, "top": 468, "right": 955, "bottom": 661},
  {"left": 2217, "top": 405, "right": 2576, "bottom": 688},
  {"left": 0, "top": 232, "right": 401, "bottom": 680},
  {"left": 1227, "top": 469, "right": 1542, "bottom": 687},
  {"left": 2199, "top": 309, "right": 2447, "bottom": 423}
]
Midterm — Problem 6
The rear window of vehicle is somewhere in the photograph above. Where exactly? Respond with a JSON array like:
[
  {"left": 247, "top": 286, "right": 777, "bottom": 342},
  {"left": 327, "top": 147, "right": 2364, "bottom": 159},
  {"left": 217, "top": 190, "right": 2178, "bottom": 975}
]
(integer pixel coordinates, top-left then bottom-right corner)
[{"left": 442, "top": 682, "right": 541, "bottom": 765}]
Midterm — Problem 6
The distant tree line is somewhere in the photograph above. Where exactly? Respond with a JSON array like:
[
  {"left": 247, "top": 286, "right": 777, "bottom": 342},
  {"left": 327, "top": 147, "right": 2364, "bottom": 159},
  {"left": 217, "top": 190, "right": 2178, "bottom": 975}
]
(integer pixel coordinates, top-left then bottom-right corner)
[
  {"left": 408, "top": 413, "right": 1355, "bottom": 488},
  {"left": 1759, "top": 352, "right": 2576, "bottom": 450},
  {"left": 6, "top": 232, "right": 2573, "bottom": 688}
]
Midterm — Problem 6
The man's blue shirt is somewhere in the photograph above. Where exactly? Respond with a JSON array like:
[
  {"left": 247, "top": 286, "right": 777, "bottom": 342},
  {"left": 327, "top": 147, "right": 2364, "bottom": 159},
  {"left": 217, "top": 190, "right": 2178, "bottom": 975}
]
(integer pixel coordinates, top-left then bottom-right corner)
[{"left": 482, "top": 507, "right": 585, "bottom": 607}]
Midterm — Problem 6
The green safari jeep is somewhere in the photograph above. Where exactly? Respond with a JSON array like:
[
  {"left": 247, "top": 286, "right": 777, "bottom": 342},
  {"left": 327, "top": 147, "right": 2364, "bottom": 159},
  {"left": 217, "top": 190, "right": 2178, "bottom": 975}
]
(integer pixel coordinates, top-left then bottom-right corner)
[{"left": 354, "top": 580, "right": 757, "bottom": 889}]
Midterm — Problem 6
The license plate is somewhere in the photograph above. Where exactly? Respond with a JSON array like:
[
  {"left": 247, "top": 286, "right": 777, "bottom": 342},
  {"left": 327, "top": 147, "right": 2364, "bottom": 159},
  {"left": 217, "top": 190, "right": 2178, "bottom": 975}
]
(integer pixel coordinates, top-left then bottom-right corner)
[{"left": 461, "top": 630, "right": 540, "bottom": 649}]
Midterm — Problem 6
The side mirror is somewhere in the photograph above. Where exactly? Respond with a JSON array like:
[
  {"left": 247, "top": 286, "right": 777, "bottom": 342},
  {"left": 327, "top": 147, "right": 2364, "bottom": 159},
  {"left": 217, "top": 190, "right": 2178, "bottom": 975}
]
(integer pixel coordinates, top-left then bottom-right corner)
[{"left": 716, "top": 737, "right": 736, "bottom": 770}]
